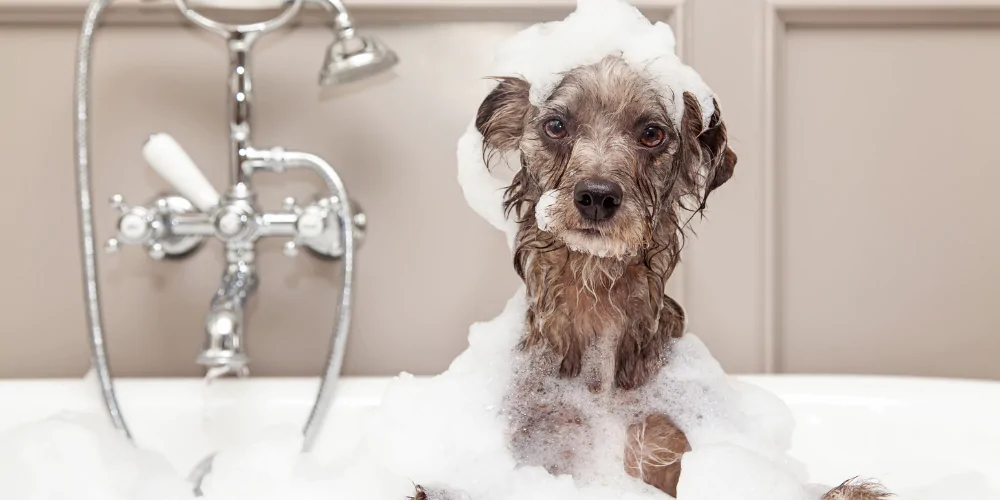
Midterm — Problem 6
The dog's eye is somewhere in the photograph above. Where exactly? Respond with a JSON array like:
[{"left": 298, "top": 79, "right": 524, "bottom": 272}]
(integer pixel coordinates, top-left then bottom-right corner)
[
  {"left": 544, "top": 119, "right": 567, "bottom": 139},
  {"left": 640, "top": 125, "right": 665, "bottom": 148}
]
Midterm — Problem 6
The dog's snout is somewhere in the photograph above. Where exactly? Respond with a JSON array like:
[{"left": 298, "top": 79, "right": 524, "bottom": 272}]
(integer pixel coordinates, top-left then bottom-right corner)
[{"left": 574, "top": 178, "right": 623, "bottom": 221}]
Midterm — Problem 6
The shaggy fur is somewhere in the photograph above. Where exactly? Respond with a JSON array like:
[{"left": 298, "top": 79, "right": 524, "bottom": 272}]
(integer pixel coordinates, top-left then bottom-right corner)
[
  {"left": 821, "top": 478, "right": 894, "bottom": 500},
  {"left": 477, "top": 58, "right": 731, "bottom": 394},
  {"left": 411, "top": 56, "right": 888, "bottom": 500},
  {"left": 478, "top": 57, "right": 730, "bottom": 495}
]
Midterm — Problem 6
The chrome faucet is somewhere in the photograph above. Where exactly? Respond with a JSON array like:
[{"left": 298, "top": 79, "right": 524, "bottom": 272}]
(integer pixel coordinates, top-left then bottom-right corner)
[{"left": 72, "top": 0, "right": 395, "bottom": 479}]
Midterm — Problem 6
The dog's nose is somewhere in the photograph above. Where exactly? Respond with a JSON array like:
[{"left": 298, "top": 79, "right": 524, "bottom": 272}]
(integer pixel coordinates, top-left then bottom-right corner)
[{"left": 573, "top": 179, "right": 623, "bottom": 221}]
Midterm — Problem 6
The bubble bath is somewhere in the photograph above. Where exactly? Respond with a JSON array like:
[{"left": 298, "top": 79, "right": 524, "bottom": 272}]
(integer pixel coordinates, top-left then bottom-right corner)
[{"left": 2, "top": 1, "right": 998, "bottom": 499}]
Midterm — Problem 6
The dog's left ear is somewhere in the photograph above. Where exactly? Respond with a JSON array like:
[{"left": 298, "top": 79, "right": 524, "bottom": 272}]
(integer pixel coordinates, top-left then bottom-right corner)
[
  {"left": 476, "top": 76, "right": 531, "bottom": 152},
  {"left": 682, "top": 92, "right": 737, "bottom": 207}
]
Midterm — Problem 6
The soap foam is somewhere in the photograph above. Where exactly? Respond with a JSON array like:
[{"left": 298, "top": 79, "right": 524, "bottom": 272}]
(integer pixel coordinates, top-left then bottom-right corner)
[
  {"left": 488, "top": 0, "right": 716, "bottom": 128},
  {"left": 0, "top": 413, "right": 193, "bottom": 500},
  {"left": 535, "top": 190, "right": 560, "bottom": 232}
]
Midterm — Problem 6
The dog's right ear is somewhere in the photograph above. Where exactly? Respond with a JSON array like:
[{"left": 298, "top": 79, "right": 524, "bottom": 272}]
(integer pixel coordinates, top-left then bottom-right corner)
[
  {"left": 679, "top": 92, "right": 737, "bottom": 209},
  {"left": 698, "top": 97, "right": 737, "bottom": 204},
  {"left": 476, "top": 77, "right": 531, "bottom": 151}
]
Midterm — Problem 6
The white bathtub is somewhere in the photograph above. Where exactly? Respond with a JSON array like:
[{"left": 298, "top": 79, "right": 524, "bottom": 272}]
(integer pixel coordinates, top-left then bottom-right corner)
[{"left": 1, "top": 375, "right": 998, "bottom": 494}]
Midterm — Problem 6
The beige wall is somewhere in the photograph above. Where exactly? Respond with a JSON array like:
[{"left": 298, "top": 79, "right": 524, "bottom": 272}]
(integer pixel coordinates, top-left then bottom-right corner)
[{"left": 0, "top": 0, "right": 997, "bottom": 379}]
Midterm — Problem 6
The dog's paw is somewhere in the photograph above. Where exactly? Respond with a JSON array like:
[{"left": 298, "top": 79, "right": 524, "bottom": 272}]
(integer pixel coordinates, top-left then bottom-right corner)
[
  {"left": 409, "top": 484, "right": 472, "bottom": 500},
  {"left": 408, "top": 484, "right": 428, "bottom": 500},
  {"left": 821, "top": 477, "right": 893, "bottom": 500},
  {"left": 558, "top": 351, "right": 582, "bottom": 378},
  {"left": 624, "top": 413, "right": 690, "bottom": 497},
  {"left": 614, "top": 351, "right": 651, "bottom": 391}
]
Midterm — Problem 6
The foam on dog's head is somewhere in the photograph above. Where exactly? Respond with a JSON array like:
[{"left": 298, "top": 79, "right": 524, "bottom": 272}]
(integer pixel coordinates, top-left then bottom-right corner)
[{"left": 489, "top": 0, "right": 715, "bottom": 128}]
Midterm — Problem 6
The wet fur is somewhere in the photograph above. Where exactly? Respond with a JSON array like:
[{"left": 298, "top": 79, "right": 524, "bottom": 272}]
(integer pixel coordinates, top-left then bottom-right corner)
[
  {"left": 412, "top": 56, "right": 886, "bottom": 500},
  {"left": 479, "top": 58, "right": 731, "bottom": 393},
  {"left": 821, "top": 478, "right": 894, "bottom": 500}
]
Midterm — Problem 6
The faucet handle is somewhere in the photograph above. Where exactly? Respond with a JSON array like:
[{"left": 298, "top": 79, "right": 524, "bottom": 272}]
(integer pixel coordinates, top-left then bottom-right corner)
[
  {"left": 105, "top": 205, "right": 157, "bottom": 257},
  {"left": 279, "top": 197, "right": 328, "bottom": 258},
  {"left": 105, "top": 194, "right": 205, "bottom": 259},
  {"left": 143, "top": 133, "right": 220, "bottom": 212},
  {"left": 106, "top": 195, "right": 140, "bottom": 255},
  {"left": 296, "top": 208, "right": 327, "bottom": 239}
]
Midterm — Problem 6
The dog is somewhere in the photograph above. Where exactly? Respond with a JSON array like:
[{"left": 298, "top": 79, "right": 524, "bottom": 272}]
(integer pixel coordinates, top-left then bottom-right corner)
[{"left": 413, "top": 55, "right": 890, "bottom": 500}]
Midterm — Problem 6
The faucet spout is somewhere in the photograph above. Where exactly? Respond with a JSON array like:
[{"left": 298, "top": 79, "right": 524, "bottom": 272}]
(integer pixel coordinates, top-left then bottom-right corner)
[{"left": 198, "top": 258, "right": 256, "bottom": 377}]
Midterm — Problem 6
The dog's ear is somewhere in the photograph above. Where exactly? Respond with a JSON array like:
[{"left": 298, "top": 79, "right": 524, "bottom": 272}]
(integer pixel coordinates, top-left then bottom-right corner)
[
  {"left": 681, "top": 92, "right": 737, "bottom": 207},
  {"left": 476, "top": 77, "right": 531, "bottom": 151}
]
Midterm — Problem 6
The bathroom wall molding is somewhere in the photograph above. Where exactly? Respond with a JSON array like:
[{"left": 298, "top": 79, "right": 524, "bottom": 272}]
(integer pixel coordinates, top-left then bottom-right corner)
[
  {"left": 0, "top": 0, "right": 683, "bottom": 26},
  {"left": 761, "top": 0, "right": 1000, "bottom": 373}
]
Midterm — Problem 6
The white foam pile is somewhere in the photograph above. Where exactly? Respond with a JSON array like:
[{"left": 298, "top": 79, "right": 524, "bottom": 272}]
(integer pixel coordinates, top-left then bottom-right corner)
[
  {"left": 534, "top": 189, "right": 560, "bottom": 232},
  {"left": 2, "top": 1, "right": 998, "bottom": 499},
  {"left": 4, "top": 313, "right": 997, "bottom": 500}
]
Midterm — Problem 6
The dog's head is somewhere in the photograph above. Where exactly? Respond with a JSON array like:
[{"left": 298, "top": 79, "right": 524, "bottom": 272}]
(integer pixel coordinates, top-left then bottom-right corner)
[{"left": 476, "top": 55, "right": 736, "bottom": 267}]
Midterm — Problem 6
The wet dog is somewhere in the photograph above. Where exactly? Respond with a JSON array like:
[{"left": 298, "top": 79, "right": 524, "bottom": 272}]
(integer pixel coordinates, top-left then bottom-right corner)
[{"left": 415, "top": 55, "right": 889, "bottom": 500}]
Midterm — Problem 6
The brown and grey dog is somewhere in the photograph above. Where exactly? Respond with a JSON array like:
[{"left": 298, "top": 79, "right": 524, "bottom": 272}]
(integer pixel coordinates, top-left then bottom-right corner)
[{"left": 415, "top": 55, "right": 889, "bottom": 500}]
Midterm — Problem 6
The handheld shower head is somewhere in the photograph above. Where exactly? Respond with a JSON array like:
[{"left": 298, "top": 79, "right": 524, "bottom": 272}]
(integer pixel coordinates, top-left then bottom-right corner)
[
  {"left": 319, "top": 28, "right": 398, "bottom": 87},
  {"left": 311, "top": 0, "right": 398, "bottom": 87}
]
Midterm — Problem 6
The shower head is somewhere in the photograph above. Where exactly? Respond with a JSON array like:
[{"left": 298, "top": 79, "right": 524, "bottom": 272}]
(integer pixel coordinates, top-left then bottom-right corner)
[{"left": 319, "top": 27, "right": 398, "bottom": 87}]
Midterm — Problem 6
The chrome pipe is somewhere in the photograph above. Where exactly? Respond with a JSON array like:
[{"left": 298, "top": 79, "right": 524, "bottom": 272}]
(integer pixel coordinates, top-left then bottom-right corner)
[
  {"left": 309, "top": 0, "right": 355, "bottom": 31},
  {"left": 167, "top": 212, "right": 299, "bottom": 238},
  {"left": 171, "top": 0, "right": 303, "bottom": 38},
  {"left": 228, "top": 35, "right": 254, "bottom": 188},
  {"left": 168, "top": 213, "right": 215, "bottom": 236},
  {"left": 75, "top": 0, "right": 131, "bottom": 439},
  {"left": 244, "top": 148, "right": 355, "bottom": 451},
  {"left": 257, "top": 212, "right": 299, "bottom": 236},
  {"left": 173, "top": 0, "right": 305, "bottom": 187}
]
